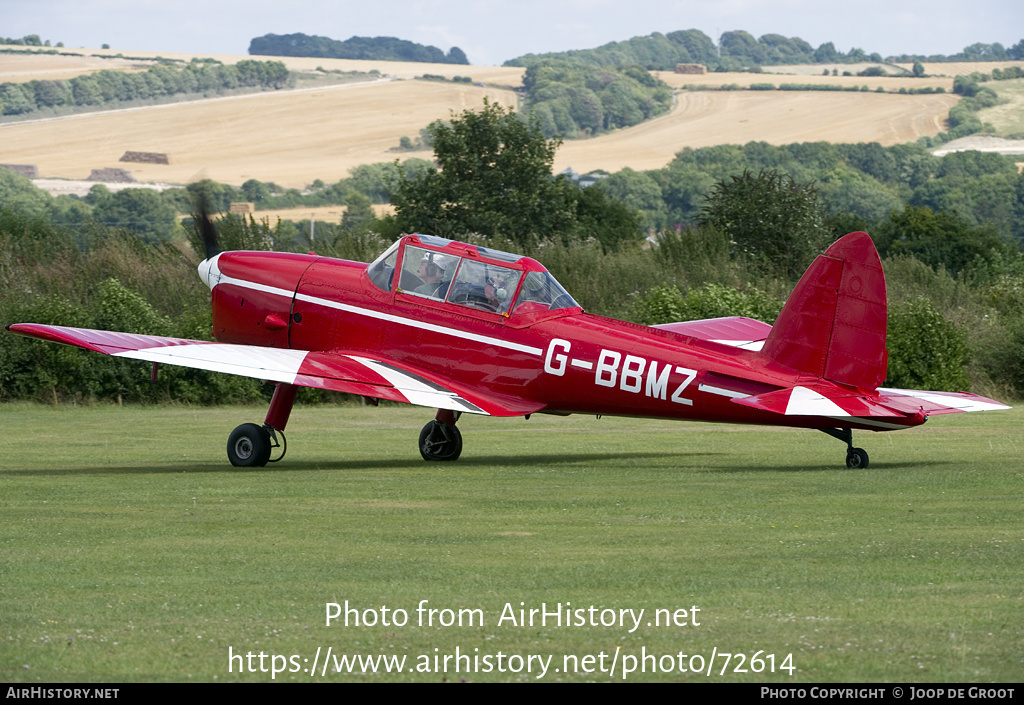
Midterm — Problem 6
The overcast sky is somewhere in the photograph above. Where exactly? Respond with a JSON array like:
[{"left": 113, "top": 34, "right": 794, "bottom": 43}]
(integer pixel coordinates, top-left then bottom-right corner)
[{"left": 4, "top": 0, "right": 1022, "bottom": 67}]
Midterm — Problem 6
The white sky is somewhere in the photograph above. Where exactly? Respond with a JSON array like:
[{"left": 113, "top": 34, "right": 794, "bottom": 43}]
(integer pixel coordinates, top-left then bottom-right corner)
[{"left": 3, "top": 0, "right": 1021, "bottom": 67}]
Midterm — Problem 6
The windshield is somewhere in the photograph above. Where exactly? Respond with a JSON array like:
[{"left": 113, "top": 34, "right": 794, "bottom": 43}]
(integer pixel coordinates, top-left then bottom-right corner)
[
  {"left": 399, "top": 245, "right": 457, "bottom": 300},
  {"left": 372, "top": 237, "right": 580, "bottom": 315},
  {"left": 446, "top": 259, "right": 522, "bottom": 315},
  {"left": 512, "top": 271, "right": 579, "bottom": 314},
  {"left": 367, "top": 240, "right": 400, "bottom": 291}
]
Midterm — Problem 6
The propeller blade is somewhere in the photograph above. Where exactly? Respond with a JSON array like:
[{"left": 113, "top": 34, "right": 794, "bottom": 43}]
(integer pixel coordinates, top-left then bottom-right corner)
[{"left": 196, "top": 199, "right": 220, "bottom": 260}]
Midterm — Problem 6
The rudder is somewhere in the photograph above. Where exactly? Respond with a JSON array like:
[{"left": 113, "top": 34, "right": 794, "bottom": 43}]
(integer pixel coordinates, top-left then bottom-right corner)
[{"left": 761, "top": 232, "right": 887, "bottom": 390}]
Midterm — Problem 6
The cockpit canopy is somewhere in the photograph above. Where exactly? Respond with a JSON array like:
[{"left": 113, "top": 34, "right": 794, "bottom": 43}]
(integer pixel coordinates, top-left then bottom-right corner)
[{"left": 367, "top": 234, "right": 579, "bottom": 318}]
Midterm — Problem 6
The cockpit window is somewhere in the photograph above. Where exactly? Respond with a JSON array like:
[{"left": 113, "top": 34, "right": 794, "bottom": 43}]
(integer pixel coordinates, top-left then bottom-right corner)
[
  {"left": 367, "top": 240, "right": 400, "bottom": 291},
  {"left": 474, "top": 246, "right": 521, "bottom": 264},
  {"left": 416, "top": 234, "right": 454, "bottom": 249},
  {"left": 512, "top": 271, "right": 579, "bottom": 314},
  {"left": 399, "top": 246, "right": 456, "bottom": 300},
  {"left": 373, "top": 237, "right": 578, "bottom": 317},
  {"left": 446, "top": 259, "right": 522, "bottom": 315}
]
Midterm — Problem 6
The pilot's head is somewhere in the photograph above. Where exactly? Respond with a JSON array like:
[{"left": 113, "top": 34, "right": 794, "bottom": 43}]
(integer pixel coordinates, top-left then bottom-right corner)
[
  {"left": 419, "top": 255, "right": 446, "bottom": 282},
  {"left": 485, "top": 276, "right": 508, "bottom": 304}
]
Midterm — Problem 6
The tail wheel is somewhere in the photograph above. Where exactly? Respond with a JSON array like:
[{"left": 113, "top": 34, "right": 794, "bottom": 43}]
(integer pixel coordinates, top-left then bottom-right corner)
[
  {"left": 228, "top": 423, "right": 272, "bottom": 467},
  {"left": 846, "top": 447, "right": 869, "bottom": 469},
  {"left": 419, "top": 420, "right": 463, "bottom": 461}
]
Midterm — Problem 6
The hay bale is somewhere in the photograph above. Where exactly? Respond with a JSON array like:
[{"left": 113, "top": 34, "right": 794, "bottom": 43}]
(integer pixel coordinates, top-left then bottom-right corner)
[
  {"left": 120, "top": 151, "right": 170, "bottom": 165},
  {"left": 88, "top": 168, "right": 136, "bottom": 183},
  {"left": 0, "top": 164, "right": 39, "bottom": 178}
]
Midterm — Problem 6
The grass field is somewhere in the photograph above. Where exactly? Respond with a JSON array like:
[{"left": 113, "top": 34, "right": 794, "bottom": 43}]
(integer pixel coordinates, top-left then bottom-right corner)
[
  {"left": 1, "top": 402, "right": 1020, "bottom": 682},
  {"left": 978, "top": 78, "right": 1024, "bottom": 136}
]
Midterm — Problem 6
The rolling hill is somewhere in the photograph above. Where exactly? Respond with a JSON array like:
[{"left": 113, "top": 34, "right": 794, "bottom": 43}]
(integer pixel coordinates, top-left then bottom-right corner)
[{"left": 1, "top": 46, "right": 1021, "bottom": 192}]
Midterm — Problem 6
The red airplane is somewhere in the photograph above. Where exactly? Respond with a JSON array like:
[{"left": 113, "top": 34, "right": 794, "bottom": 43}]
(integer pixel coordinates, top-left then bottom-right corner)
[{"left": 5, "top": 229, "right": 1009, "bottom": 468}]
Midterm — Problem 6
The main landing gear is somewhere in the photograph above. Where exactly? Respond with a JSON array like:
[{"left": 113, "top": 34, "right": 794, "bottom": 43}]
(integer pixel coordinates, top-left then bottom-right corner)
[
  {"left": 419, "top": 410, "right": 463, "bottom": 461},
  {"left": 820, "top": 428, "right": 869, "bottom": 469},
  {"left": 223, "top": 387, "right": 465, "bottom": 467},
  {"left": 226, "top": 382, "right": 295, "bottom": 467}
]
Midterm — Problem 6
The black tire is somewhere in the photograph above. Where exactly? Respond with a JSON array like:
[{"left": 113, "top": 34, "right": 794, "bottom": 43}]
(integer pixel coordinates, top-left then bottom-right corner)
[
  {"left": 846, "top": 447, "right": 869, "bottom": 469},
  {"left": 418, "top": 420, "right": 463, "bottom": 461},
  {"left": 228, "top": 423, "right": 272, "bottom": 467}
]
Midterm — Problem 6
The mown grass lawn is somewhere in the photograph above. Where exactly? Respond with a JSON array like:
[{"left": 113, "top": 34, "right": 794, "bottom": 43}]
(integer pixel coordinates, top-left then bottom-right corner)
[{"left": 1, "top": 403, "right": 1021, "bottom": 682}]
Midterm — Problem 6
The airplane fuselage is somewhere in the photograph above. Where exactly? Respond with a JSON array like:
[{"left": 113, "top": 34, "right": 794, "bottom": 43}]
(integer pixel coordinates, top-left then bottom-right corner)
[{"left": 205, "top": 248, "right": 916, "bottom": 433}]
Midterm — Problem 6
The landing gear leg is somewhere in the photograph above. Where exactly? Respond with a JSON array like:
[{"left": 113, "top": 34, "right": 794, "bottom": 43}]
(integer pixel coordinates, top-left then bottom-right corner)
[
  {"left": 226, "top": 382, "right": 296, "bottom": 467},
  {"left": 419, "top": 409, "right": 463, "bottom": 461},
  {"left": 820, "top": 428, "right": 869, "bottom": 469}
]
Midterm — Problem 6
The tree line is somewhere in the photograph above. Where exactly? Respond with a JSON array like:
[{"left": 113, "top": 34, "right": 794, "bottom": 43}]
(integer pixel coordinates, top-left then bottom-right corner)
[
  {"left": 506, "top": 28, "right": 1024, "bottom": 72},
  {"left": 521, "top": 61, "right": 673, "bottom": 138},
  {"left": 0, "top": 59, "right": 293, "bottom": 117},
  {"left": 249, "top": 33, "right": 469, "bottom": 64}
]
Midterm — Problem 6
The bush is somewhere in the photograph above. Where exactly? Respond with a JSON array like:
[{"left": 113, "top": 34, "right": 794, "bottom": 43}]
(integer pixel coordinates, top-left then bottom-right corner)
[
  {"left": 885, "top": 297, "right": 970, "bottom": 391},
  {"left": 632, "top": 283, "right": 782, "bottom": 326}
]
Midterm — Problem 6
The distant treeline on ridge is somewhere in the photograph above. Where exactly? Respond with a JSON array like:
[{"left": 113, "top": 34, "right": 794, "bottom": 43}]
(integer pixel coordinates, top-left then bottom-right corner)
[
  {"left": 0, "top": 59, "right": 293, "bottom": 117},
  {"left": 506, "top": 29, "right": 1024, "bottom": 71},
  {"left": 249, "top": 33, "right": 469, "bottom": 65}
]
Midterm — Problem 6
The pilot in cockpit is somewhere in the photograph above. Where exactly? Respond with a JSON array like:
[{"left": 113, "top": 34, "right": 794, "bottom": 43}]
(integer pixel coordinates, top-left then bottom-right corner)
[
  {"left": 484, "top": 274, "right": 511, "bottom": 313},
  {"left": 414, "top": 254, "right": 450, "bottom": 299}
]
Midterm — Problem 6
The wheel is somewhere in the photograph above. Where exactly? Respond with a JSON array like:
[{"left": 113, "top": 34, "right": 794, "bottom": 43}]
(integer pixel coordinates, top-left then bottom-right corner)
[
  {"left": 418, "top": 420, "right": 463, "bottom": 461},
  {"left": 227, "top": 423, "right": 272, "bottom": 467},
  {"left": 846, "top": 447, "right": 869, "bottom": 469}
]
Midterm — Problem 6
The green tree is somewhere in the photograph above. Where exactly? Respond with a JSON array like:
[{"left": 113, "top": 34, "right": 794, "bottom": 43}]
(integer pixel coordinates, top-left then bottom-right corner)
[
  {"left": 92, "top": 188, "right": 178, "bottom": 242},
  {"left": 0, "top": 83, "right": 35, "bottom": 114},
  {"left": 597, "top": 167, "right": 666, "bottom": 230},
  {"left": 240, "top": 179, "right": 271, "bottom": 204},
  {"left": 342, "top": 190, "right": 375, "bottom": 231},
  {"left": 0, "top": 169, "right": 52, "bottom": 217},
  {"left": 388, "top": 100, "right": 577, "bottom": 248},
  {"left": 574, "top": 184, "right": 643, "bottom": 251},
  {"left": 698, "top": 169, "right": 831, "bottom": 279},
  {"left": 885, "top": 297, "right": 971, "bottom": 391},
  {"left": 186, "top": 179, "right": 244, "bottom": 213},
  {"left": 874, "top": 205, "right": 1016, "bottom": 276}
]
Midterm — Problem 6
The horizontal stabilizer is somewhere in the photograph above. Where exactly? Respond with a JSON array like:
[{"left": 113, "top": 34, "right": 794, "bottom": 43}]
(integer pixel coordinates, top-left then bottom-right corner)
[
  {"left": 653, "top": 316, "right": 772, "bottom": 351},
  {"left": 877, "top": 387, "right": 1011, "bottom": 415},
  {"left": 733, "top": 382, "right": 1010, "bottom": 421},
  {"left": 734, "top": 384, "right": 905, "bottom": 417}
]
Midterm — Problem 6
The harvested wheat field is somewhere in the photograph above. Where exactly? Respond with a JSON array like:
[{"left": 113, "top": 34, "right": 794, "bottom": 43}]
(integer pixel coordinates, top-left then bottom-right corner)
[
  {"left": 553, "top": 90, "right": 958, "bottom": 174},
  {"left": 0, "top": 52, "right": 153, "bottom": 82},
  {"left": 0, "top": 79, "right": 516, "bottom": 188},
  {"left": 218, "top": 203, "right": 395, "bottom": 225},
  {"left": 0, "top": 47, "right": 974, "bottom": 187}
]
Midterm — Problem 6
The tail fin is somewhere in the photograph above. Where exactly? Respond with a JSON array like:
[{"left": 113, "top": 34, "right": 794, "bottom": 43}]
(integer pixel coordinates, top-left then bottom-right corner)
[{"left": 761, "top": 232, "right": 887, "bottom": 390}]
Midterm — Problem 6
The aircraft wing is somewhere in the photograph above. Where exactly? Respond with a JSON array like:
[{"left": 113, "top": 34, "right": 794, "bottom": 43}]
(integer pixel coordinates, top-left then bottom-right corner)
[
  {"left": 652, "top": 316, "right": 772, "bottom": 351},
  {"left": 732, "top": 381, "right": 1009, "bottom": 418},
  {"left": 5, "top": 324, "right": 543, "bottom": 417}
]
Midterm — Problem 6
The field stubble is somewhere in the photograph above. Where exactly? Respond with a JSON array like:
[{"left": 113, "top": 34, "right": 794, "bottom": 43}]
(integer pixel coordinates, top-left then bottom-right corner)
[
  {"left": 1, "top": 403, "right": 1020, "bottom": 682},
  {"left": 0, "top": 50, "right": 982, "bottom": 188}
]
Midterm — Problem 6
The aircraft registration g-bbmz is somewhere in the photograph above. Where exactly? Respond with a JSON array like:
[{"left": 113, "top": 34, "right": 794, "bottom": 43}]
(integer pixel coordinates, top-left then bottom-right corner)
[{"left": 5, "top": 228, "right": 1009, "bottom": 468}]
